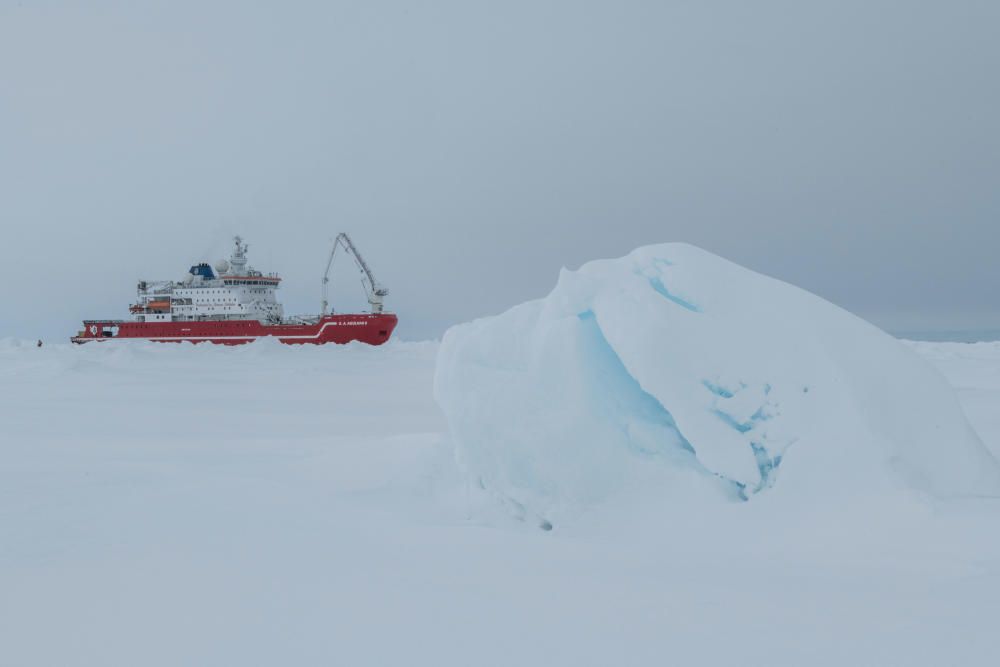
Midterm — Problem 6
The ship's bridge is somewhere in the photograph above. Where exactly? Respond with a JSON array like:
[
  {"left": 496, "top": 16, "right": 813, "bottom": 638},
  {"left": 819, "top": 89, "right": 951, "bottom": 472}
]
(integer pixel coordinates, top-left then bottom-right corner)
[{"left": 131, "top": 237, "right": 284, "bottom": 324}]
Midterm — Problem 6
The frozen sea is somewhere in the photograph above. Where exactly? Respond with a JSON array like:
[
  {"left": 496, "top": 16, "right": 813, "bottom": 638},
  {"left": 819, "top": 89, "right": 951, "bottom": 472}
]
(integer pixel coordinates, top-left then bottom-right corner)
[
  {"left": 893, "top": 329, "right": 1000, "bottom": 343},
  {"left": 2, "top": 337, "right": 999, "bottom": 666}
]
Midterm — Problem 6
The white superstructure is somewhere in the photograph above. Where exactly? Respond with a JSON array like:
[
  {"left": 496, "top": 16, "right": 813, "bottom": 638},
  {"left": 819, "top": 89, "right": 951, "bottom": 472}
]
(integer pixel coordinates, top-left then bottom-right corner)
[{"left": 131, "top": 237, "right": 284, "bottom": 324}]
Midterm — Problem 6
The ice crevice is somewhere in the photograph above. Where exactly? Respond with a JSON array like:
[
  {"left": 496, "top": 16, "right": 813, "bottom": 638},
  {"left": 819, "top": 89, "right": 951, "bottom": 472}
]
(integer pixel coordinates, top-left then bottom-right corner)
[
  {"left": 702, "top": 379, "right": 736, "bottom": 399},
  {"left": 638, "top": 263, "right": 701, "bottom": 313},
  {"left": 582, "top": 310, "right": 783, "bottom": 501},
  {"left": 646, "top": 275, "right": 701, "bottom": 313}
]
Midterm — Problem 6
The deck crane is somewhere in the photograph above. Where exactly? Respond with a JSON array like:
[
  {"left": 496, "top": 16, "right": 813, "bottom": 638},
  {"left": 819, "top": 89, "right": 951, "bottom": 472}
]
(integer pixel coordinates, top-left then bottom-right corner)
[{"left": 321, "top": 233, "right": 388, "bottom": 315}]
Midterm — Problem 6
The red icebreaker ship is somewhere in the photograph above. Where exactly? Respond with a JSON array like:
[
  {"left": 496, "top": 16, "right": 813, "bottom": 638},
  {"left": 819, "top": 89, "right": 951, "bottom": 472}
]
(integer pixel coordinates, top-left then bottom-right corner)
[{"left": 72, "top": 234, "right": 397, "bottom": 346}]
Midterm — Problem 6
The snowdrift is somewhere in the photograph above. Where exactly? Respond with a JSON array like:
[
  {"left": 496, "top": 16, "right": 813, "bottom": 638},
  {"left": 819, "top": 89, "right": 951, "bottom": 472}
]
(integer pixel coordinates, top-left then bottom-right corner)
[{"left": 434, "top": 244, "right": 1000, "bottom": 521}]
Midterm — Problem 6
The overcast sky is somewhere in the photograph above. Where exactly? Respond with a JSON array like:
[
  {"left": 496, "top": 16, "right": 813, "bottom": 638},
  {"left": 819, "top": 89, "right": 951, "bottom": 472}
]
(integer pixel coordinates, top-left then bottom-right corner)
[{"left": 2, "top": 0, "right": 998, "bottom": 341}]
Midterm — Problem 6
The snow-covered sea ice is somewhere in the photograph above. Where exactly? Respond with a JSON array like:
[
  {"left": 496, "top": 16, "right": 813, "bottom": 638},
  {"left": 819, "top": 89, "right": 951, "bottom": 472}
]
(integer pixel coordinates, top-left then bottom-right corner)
[{"left": 4, "top": 247, "right": 1000, "bottom": 666}]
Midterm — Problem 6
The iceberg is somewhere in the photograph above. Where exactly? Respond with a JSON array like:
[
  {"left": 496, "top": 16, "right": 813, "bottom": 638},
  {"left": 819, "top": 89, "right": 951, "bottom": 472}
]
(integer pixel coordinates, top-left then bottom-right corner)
[{"left": 434, "top": 243, "right": 1000, "bottom": 522}]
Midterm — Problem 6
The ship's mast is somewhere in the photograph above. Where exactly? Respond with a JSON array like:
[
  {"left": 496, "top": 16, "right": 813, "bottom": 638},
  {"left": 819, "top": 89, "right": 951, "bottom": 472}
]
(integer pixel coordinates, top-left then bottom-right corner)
[
  {"left": 230, "top": 236, "right": 248, "bottom": 275},
  {"left": 321, "top": 233, "right": 388, "bottom": 315}
]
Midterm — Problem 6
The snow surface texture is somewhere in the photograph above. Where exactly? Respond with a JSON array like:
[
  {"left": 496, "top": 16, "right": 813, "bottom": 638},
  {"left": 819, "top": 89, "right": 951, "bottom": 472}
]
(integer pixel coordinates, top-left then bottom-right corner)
[
  {"left": 3, "top": 338, "right": 1000, "bottom": 666},
  {"left": 435, "top": 244, "right": 1000, "bottom": 522}
]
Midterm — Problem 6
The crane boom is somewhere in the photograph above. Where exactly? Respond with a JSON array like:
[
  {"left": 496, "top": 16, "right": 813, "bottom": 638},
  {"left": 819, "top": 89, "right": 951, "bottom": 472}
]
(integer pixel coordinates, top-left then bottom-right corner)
[{"left": 321, "top": 233, "right": 388, "bottom": 315}]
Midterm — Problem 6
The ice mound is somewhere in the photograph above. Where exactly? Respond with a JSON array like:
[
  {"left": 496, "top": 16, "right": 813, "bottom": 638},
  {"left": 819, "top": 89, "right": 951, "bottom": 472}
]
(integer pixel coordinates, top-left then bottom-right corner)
[{"left": 434, "top": 244, "right": 1000, "bottom": 520}]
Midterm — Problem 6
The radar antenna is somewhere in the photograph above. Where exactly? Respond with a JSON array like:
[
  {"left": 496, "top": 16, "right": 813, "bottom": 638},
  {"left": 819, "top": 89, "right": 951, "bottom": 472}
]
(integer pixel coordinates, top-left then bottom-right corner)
[{"left": 321, "top": 233, "right": 388, "bottom": 315}]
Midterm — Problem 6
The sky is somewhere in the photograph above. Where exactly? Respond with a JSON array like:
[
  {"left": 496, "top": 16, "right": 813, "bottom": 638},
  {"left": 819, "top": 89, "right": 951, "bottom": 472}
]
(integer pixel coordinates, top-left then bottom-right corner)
[{"left": 1, "top": 0, "right": 998, "bottom": 342}]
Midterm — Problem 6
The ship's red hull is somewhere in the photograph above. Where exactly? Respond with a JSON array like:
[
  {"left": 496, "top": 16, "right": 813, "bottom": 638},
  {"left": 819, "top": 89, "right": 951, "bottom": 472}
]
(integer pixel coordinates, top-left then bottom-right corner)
[{"left": 71, "top": 314, "right": 397, "bottom": 346}]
